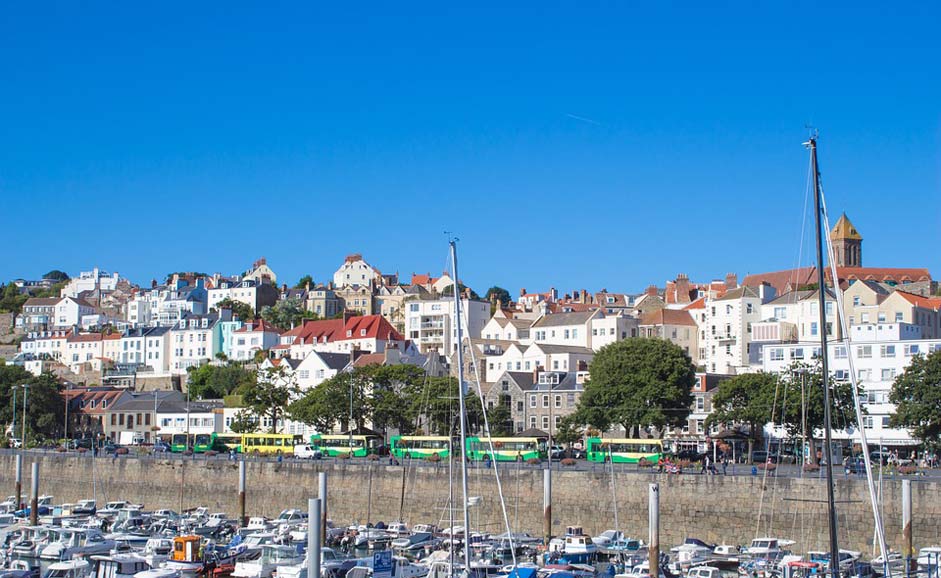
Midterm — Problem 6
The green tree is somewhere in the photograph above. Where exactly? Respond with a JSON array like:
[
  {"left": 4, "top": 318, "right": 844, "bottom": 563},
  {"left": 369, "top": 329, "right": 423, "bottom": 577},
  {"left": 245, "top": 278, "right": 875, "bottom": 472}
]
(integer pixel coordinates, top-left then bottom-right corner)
[
  {"left": 43, "top": 270, "right": 70, "bottom": 282},
  {"left": 777, "top": 361, "right": 861, "bottom": 458},
  {"left": 890, "top": 350, "right": 941, "bottom": 449},
  {"left": 260, "top": 297, "right": 314, "bottom": 329},
  {"left": 707, "top": 372, "right": 778, "bottom": 462},
  {"left": 240, "top": 366, "right": 299, "bottom": 434},
  {"left": 364, "top": 364, "right": 425, "bottom": 434},
  {"left": 575, "top": 338, "right": 695, "bottom": 437},
  {"left": 485, "top": 397, "right": 513, "bottom": 436},
  {"left": 289, "top": 368, "right": 370, "bottom": 433},
  {"left": 295, "top": 275, "right": 313, "bottom": 289},
  {"left": 485, "top": 286, "right": 512, "bottom": 306},
  {"left": 228, "top": 409, "right": 259, "bottom": 434},
  {"left": 441, "top": 283, "right": 481, "bottom": 300},
  {"left": 215, "top": 298, "right": 255, "bottom": 322},
  {"left": 416, "top": 376, "right": 483, "bottom": 435},
  {"left": 554, "top": 414, "right": 585, "bottom": 447},
  {"left": 0, "top": 366, "right": 65, "bottom": 442},
  {"left": 186, "top": 363, "right": 256, "bottom": 400},
  {"left": 0, "top": 284, "right": 28, "bottom": 315}
]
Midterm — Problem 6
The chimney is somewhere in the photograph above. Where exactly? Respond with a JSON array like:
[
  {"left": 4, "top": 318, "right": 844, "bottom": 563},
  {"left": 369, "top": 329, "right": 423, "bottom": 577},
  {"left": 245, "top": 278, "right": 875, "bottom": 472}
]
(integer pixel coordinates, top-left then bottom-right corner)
[
  {"left": 151, "top": 279, "right": 157, "bottom": 289},
  {"left": 581, "top": 289, "right": 588, "bottom": 302},
  {"left": 549, "top": 287, "right": 557, "bottom": 301},
  {"left": 281, "top": 283, "right": 288, "bottom": 293},
  {"left": 305, "top": 281, "right": 311, "bottom": 291},
  {"left": 645, "top": 285, "right": 658, "bottom": 297},
  {"left": 725, "top": 273, "right": 738, "bottom": 288},
  {"left": 520, "top": 288, "right": 527, "bottom": 297},
  {"left": 675, "top": 274, "right": 691, "bottom": 304}
]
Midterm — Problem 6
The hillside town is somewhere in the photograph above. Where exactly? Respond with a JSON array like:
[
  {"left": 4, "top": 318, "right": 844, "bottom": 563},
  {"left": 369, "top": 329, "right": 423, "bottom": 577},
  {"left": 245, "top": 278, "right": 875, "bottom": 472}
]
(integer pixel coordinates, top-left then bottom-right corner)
[{"left": 2, "top": 214, "right": 940, "bottom": 458}]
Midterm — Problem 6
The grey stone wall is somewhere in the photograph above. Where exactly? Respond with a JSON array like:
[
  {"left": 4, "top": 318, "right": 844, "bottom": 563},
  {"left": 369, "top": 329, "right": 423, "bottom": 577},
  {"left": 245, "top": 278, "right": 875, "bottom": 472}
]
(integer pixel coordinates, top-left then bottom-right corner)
[{"left": 2, "top": 454, "right": 938, "bottom": 554}]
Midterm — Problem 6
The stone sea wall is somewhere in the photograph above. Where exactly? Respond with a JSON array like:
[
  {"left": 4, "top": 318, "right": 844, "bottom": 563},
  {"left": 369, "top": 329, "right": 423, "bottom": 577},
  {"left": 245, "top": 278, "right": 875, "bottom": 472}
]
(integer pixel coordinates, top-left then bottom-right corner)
[{"left": 1, "top": 454, "right": 938, "bottom": 554}]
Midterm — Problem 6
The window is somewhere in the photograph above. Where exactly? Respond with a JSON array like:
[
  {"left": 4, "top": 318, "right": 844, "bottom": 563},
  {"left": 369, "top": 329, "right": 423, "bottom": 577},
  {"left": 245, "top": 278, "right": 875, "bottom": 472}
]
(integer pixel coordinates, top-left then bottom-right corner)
[
  {"left": 810, "top": 322, "right": 818, "bottom": 336},
  {"left": 695, "top": 397, "right": 704, "bottom": 411},
  {"left": 895, "top": 312, "right": 903, "bottom": 322},
  {"left": 853, "top": 296, "right": 860, "bottom": 306},
  {"left": 746, "top": 303, "right": 753, "bottom": 314},
  {"left": 563, "top": 329, "right": 570, "bottom": 339},
  {"left": 542, "top": 395, "right": 549, "bottom": 408},
  {"left": 696, "top": 421, "right": 704, "bottom": 434},
  {"left": 834, "top": 346, "right": 847, "bottom": 359},
  {"left": 858, "top": 369, "right": 872, "bottom": 381},
  {"left": 863, "top": 416, "right": 874, "bottom": 429},
  {"left": 770, "top": 348, "right": 784, "bottom": 361},
  {"left": 856, "top": 345, "right": 872, "bottom": 359},
  {"left": 529, "top": 395, "right": 536, "bottom": 408},
  {"left": 554, "top": 395, "right": 561, "bottom": 408},
  {"left": 529, "top": 416, "right": 536, "bottom": 428},
  {"left": 905, "top": 344, "right": 920, "bottom": 357},
  {"left": 773, "top": 306, "right": 787, "bottom": 319},
  {"left": 792, "top": 348, "right": 804, "bottom": 360},
  {"left": 881, "top": 368, "right": 896, "bottom": 381},
  {"left": 881, "top": 345, "right": 895, "bottom": 358},
  {"left": 881, "top": 416, "right": 890, "bottom": 428}
]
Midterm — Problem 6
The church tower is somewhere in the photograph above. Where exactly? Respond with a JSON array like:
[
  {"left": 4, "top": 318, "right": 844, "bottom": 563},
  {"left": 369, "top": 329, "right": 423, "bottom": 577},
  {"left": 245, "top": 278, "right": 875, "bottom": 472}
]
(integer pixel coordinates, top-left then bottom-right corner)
[{"left": 830, "top": 213, "right": 862, "bottom": 267}]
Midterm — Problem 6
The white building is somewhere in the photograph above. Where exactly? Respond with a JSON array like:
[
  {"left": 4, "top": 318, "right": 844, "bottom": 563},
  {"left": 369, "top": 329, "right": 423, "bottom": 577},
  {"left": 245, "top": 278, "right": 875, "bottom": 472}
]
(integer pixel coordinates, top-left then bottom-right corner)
[
  {"left": 333, "top": 254, "right": 380, "bottom": 288},
  {"left": 229, "top": 319, "right": 281, "bottom": 361},
  {"left": 761, "top": 323, "right": 941, "bottom": 447},
  {"left": 405, "top": 297, "right": 489, "bottom": 354},
  {"left": 169, "top": 312, "right": 226, "bottom": 374},
  {"left": 117, "top": 326, "right": 172, "bottom": 375},
  {"left": 60, "top": 268, "right": 123, "bottom": 298},
  {"left": 696, "top": 285, "right": 771, "bottom": 375},
  {"left": 53, "top": 296, "right": 97, "bottom": 329}
]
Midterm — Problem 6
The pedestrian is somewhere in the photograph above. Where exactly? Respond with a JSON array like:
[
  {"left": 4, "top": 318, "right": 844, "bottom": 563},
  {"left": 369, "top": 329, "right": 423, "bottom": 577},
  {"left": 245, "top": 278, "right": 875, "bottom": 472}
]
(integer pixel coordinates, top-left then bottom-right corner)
[
  {"left": 700, "top": 455, "right": 710, "bottom": 475},
  {"left": 722, "top": 456, "right": 728, "bottom": 476},
  {"left": 657, "top": 456, "right": 664, "bottom": 474}
]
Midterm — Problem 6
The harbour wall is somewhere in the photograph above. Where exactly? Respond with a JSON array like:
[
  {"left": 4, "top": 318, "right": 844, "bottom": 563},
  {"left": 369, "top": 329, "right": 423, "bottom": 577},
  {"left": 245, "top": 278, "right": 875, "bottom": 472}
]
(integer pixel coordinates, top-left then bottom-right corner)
[{"left": 1, "top": 453, "right": 938, "bottom": 554}]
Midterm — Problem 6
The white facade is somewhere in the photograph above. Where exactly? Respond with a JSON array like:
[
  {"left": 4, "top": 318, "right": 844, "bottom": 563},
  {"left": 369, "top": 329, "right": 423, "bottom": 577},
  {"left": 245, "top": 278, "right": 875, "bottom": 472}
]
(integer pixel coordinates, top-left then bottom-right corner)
[
  {"left": 118, "top": 328, "right": 171, "bottom": 375},
  {"left": 697, "top": 287, "right": 765, "bottom": 375},
  {"left": 333, "top": 255, "right": 379, "bottom": 288},
  {"left": 405, "top": 298, "right": 489, "bottom": 354},
  {"left": 229, "top": 322, "right": 281, "bottom": 362},
  {"left": 54, "top": 297, "right": 96, "bottom": 329},
  {"left": 761, "top": 325, "right": 941, "bottom": 446},
  {"left": 169, "top": 315, "right": 220, "bottom": 374},
  {"left": 60, "top": 268, "right": 122, "bottom": 298}
]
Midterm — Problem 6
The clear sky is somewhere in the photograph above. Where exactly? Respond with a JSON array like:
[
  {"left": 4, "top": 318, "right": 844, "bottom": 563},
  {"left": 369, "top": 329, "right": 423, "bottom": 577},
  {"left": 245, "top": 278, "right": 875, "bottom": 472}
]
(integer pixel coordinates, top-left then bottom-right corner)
[{"left": 1, "top": 3, "right": 938, "bottom": 295}]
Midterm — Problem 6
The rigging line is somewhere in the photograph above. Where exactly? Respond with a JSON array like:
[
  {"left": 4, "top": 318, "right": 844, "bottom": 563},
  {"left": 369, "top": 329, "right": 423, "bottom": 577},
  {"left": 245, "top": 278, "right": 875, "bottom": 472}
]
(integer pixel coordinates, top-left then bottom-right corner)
[
  {"left": 767, "top": 375, "right": 790, "bottom": 537},
  {"left": 465, "top": 315, "right": 519, "bottom": 568},
  {"left": 819, "top": 183, "right": 891, "bottom": 576},
  {"left": 755, "top": 374, "right": 782, "bottom": 539},
  {"left": 789, "top": 148, "right": 816, "bottom": 291}
]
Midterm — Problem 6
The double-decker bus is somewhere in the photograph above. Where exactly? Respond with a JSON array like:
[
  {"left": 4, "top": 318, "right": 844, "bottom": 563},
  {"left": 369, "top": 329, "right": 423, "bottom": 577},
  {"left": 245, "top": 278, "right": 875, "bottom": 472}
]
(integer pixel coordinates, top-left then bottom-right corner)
[
  {"left": 465, "top": 437, "right": 545, "bottom": 462},
  {"left": 585, "top": 438, "right": 663, "bottom": 464},
  {"left": 310, "top": 434, "right": 382, "bottom": 457},
  {"left": 390, "top": 436, "right": 451, "bottom": 459}
]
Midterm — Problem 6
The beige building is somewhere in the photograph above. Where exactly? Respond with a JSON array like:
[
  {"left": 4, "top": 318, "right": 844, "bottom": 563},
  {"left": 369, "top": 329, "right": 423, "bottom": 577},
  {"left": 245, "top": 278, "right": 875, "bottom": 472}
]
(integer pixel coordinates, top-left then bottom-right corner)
[{"left": 639, "top": 308, "right": 698, "bottom": 358}]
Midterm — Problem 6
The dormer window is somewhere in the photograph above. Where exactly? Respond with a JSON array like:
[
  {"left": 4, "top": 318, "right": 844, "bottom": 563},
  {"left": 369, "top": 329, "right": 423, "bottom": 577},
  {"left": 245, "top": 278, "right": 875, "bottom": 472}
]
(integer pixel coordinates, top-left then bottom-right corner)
[
  {"left": 360, "top": 329, "right": 367, "bottom": 337},
  {"left": 346, "top": 330, "right": 352, "bottom": 337},
  {"left": 201, "top": 319, "right": 208, "bottom": 328}
]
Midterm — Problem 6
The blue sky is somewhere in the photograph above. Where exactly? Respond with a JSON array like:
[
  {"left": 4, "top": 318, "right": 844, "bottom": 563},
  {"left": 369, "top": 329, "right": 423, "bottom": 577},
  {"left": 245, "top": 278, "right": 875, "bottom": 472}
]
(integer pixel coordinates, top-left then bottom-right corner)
[{"left": 1, "top": 3, "right": 938, "bottom": 295}]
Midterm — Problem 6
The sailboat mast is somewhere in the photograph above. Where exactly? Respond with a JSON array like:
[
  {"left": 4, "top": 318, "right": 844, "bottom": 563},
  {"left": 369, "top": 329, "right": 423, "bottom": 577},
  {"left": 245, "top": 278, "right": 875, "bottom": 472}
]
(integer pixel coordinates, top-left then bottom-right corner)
[
  {"left": 809, "top": 136, "right": 841, "bottom": 578},
  {"left": 449, "top": 238, "right": 473, "bottom": 573}
]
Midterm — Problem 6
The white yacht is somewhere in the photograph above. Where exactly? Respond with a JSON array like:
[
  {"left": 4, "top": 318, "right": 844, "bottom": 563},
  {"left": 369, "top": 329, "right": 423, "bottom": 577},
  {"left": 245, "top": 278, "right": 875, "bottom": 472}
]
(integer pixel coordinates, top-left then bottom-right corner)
[
  {"left": 231, "top": 544, "right": 303, "bottom": 578},
  {"left": 41, "top": 559, "right": 90, "bottom": 578},
  {"left": 41, "top": 528, "right": 115, "bottom": 560}
]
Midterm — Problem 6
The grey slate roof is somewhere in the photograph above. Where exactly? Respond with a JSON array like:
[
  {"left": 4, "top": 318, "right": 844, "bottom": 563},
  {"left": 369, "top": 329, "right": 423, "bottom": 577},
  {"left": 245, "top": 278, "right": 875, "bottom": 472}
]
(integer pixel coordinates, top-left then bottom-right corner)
[{"left": 531, "top": 310, "right": 597, "bottom": 328}]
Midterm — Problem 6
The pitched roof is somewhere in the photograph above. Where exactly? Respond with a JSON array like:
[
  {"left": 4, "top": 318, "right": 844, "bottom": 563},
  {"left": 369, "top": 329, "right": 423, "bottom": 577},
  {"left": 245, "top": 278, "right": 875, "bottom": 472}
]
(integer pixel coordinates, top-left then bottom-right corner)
[
  {"left": 318, "top": 352, "right": 351, "bottom": 370},
  {"left": 895, "top": 291, "right": 941, "bottom": 311},
  {"left": 23, "top": 297, "right": 59, "bottom": 307},
  {"left": 640, "top": 309, "right": 697, "bottom": 327},
  {"left": 715, "top": 286, "right": 760, "bottom": 301},
  {"left": 531, "top": 310, "right": 598, "bottom": 328},
  {"left": 234, "top": 319, "right": 282, "bottom": 334},
  {"left": 352, "top": 353, "right": 385, "bottom": 367},
  {"left": 684, "top": 297, "right": 706, "bottom": 310},
  {"left": 743, "top": 266, "right": 932, "bottom": 294},
  {"left": 831, "top": 213, "right": 862, "bottom": 240},
  {"left": 67, "top": 332, "right": 104, "bottom": 343},
  {"left": 527, "top": 343, "right": 594, "bottom": 355},
  {"left": 341, "top": 315, "right": 404, "bottom": 342}
]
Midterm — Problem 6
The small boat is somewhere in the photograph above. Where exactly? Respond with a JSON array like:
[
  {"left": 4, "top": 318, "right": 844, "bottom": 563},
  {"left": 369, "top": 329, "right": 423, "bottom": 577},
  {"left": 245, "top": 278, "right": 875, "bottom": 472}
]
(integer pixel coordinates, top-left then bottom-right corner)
[
  {"left": 231, "top": 544, "right": 303, "bottom": 578},
  {"left": 592, "top": 530, "right": 624, "bottom": 548},
  {"left": 276, "top": 548, "right": 354, "bottom": 578},
  {"left": 391, "top": 532, "right": 435, "bottom": 552},
  {"left": 89, "top": 554, "right": 152, "bottom": 578},
  {"left": 40, "top": 559, "right": 90, "bottom": 578},
  {"left": 40, "top": 527, "right": 115, "bottom": 560},
  {"left": 685, "top": 566, "right": 722, "bottom": 578},
  {"left": 668, "top": 544, "right": 712, "bottom": 574},
  {"left": 743, "top": 538, "right": 794, "bottom": 557},
  {"left": 918, "top": 547, "right": 941, "bottom": 570},
  {"left": 12, "top": 526, "right": 53, "bottom": 558}
]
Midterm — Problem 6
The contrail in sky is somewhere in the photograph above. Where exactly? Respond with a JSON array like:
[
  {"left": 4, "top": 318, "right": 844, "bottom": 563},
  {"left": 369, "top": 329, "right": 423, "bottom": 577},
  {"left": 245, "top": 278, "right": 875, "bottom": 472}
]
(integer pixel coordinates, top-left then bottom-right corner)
[{"left": 565, "top": 113, "right": 603, "bottom": 126}]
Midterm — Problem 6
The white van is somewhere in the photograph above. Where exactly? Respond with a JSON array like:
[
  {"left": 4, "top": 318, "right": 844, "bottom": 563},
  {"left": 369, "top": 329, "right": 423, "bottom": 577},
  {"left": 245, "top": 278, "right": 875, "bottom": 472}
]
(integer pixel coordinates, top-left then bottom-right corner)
[{"left": 293, "top": 445, "right": 322, "bottom": 460}]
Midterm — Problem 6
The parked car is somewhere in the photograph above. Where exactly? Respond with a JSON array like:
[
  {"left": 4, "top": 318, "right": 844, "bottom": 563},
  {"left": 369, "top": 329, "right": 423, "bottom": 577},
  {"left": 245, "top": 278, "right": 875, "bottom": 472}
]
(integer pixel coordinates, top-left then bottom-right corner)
[
  {"left": 293, "top": 444, "right": 322, "bottom": 460},
  {"left": 674, "top": 449, "right": 705, "bottom": 462},
  {"left": 751, "top": 451, "right": 779, "bottom": 464},
  {"left": 9, "top": 438, "right": 22, "bottom": 449},
  {"left": 153, "top": 441, "right": 171, "bottom": 453}
]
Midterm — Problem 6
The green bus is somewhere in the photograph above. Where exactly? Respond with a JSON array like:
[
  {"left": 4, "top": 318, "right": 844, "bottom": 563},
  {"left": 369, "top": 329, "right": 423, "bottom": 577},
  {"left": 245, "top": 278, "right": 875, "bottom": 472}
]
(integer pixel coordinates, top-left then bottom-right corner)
[
  {"left": 310, "top": 434, "right": 382, "bottom": 457},
  {"left": 390, "top": 435, "right": 451, "bottom": 459},
  {"left": 586, "top": 438, "right": 663, "bottom": 464},
  {"left": 465, "top": 437, "right": 545, "bottom": 462},
  {"left": 169, "top": 432, "right": 223, "bottom": 453}
]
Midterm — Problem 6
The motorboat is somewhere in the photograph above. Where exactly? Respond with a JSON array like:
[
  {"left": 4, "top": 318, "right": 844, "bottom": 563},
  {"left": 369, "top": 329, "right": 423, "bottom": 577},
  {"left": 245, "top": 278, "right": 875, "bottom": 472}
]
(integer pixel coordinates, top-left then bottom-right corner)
[
  {"left": 545, "top": 527, "right": 598, "bottom": 564},
  {"left": 276, "top": 548, "right": 355, "bottom": 578},
  {"left": 385, "top": 522, "right": 410, "bottom": 538},
  {"left": 12, "top": 526, "right": 53, "bottom": 558},
  {"left": 353, "top": 527, "right": 391, "bottom": 549},
  {"left": 669, "top": 544, "right": 712, "bottom": 573},
  {"left": 89, "top": 554, "right": 152, "bottom": 578},
  {"left": 0, "top": 560, "right": 36, "bottom": 578},
  {"left": 0, "top": 514, "right": 17, "bottom": 529},
  {"left": 744, "top": 538, "right": 794, "bottom": 557},
  {"left": 918, "top": 547, "right": 941, "bottom": 570},
  {"left": 141, "top": 538, "right": 174, "bottom": 568},
  {"left": 593, "top": 530, "right": 624, "bottom": 548},
  {"left": 686, "top": 566, "right": 723, "bottom": 578},
  {"left": 231, "top": 544, "right": 303, "bottom": 578},
  {"left": 40, "top": 559, "right": 90, "bottom": 578},
  {"left": 72, "top": 500, "right": 97, "bottom": 516},
  {"left": 391, "top": 532, "right": 436, "bottom": 552},
  {"left": 870, "top": 551, "right": 905, "bottom": 576},
  {"left": 41, "top": 527, "right": 115, "bottom": 560},
  {"left": 807, "top": 549, "right": 861, "bottom": 573},
  {"left": 274, "top": 510, "right": 307, "bottom": 526}
]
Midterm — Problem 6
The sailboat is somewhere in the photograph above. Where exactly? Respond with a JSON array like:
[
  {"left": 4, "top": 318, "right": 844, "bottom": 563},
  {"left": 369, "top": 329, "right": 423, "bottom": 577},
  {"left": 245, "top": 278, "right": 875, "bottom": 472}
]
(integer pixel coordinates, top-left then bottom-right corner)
[{"left": 802, "top": 135, "right": 891, "bottom": 578}]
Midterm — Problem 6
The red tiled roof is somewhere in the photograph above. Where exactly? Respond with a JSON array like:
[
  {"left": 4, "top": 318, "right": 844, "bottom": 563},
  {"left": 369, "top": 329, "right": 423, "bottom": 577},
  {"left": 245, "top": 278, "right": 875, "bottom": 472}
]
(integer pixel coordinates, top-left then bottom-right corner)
[
  {"left": 352, "top": 353, "right": 385, "bottom": 367},
  {"left": 896, "top": 291, "right": 941, "bottom": 311},
  {"left": 341, "top": 315, "right": 404, "bottom": 342},
  {"left": 640, "top": 309, "right": 697, "bottom": 327},
  {"left": 67, "top": 333, "right": 104, "bottom": 343},
  {"left": 234, "top": 319, "right": 282, "bottom": 333},
  {"left": 684, "top": 297, "right": 706, "bottom": 310}
]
